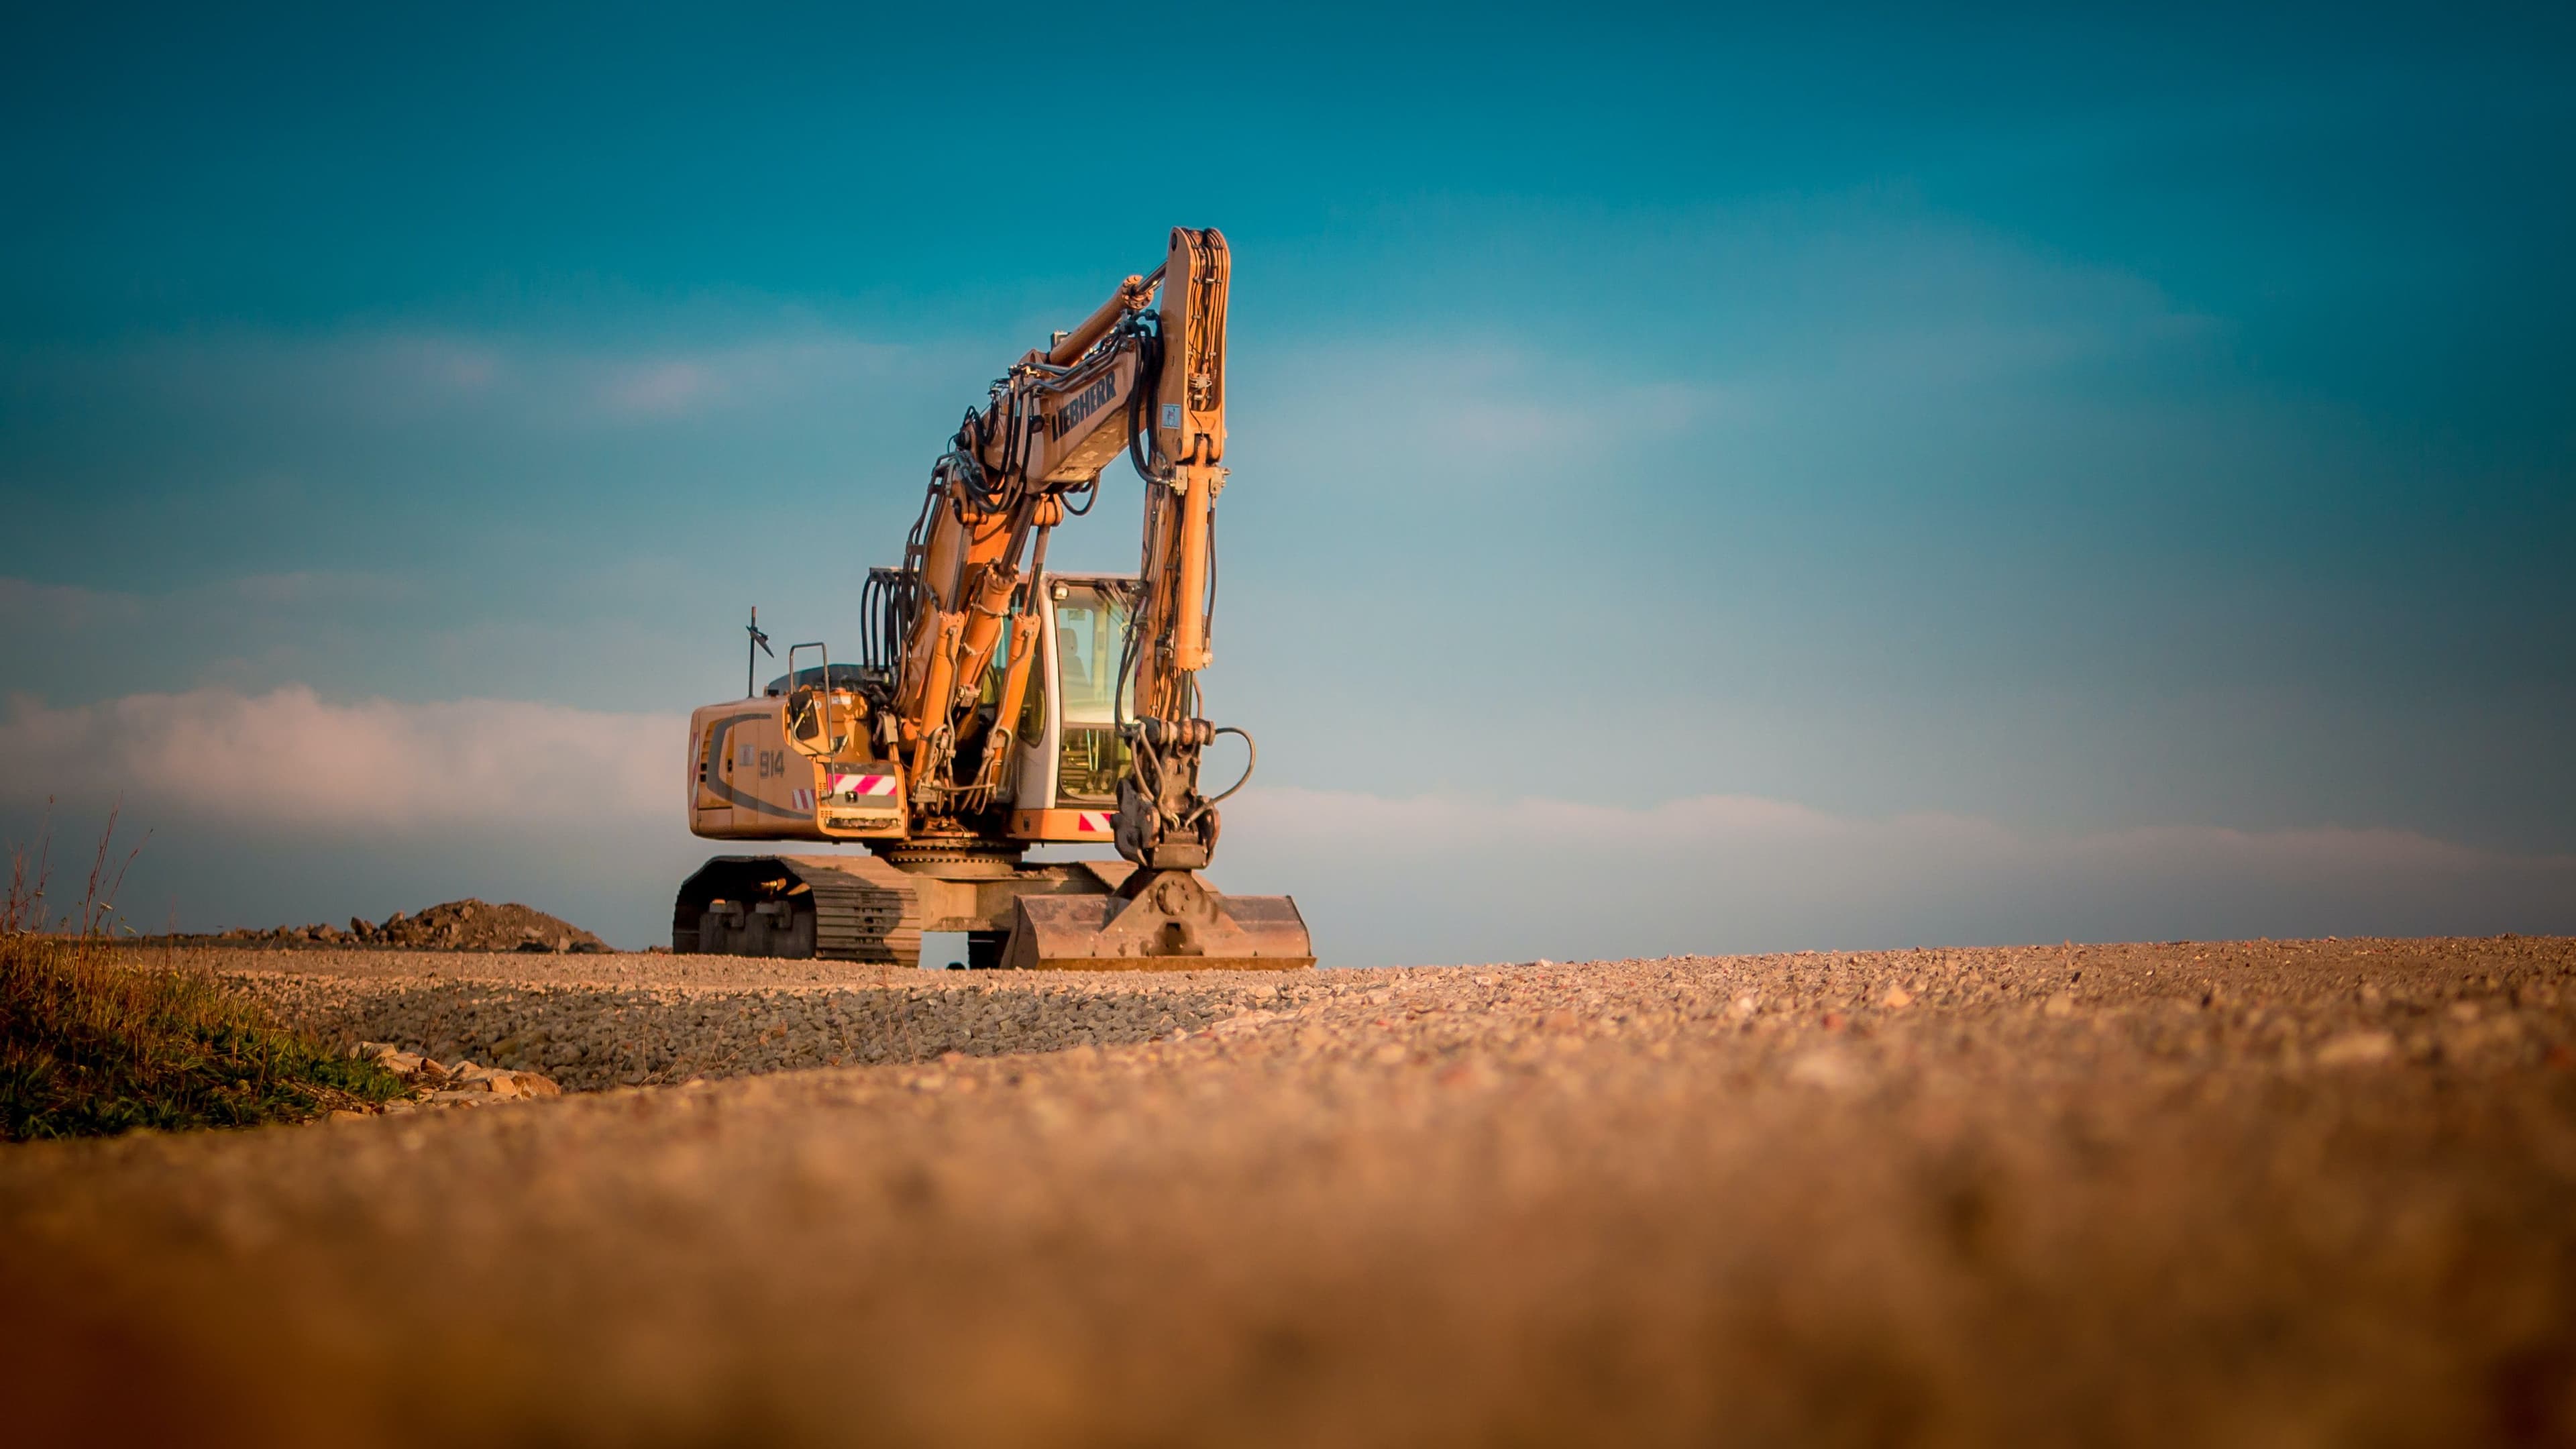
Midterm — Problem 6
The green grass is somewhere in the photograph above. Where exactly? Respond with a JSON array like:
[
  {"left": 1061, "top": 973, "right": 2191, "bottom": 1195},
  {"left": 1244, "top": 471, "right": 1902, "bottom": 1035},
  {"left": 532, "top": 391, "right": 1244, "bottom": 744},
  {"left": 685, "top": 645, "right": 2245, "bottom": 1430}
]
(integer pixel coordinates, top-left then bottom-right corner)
[{"left": 1, "top": 932, "right": 407, "bottom": 1141}]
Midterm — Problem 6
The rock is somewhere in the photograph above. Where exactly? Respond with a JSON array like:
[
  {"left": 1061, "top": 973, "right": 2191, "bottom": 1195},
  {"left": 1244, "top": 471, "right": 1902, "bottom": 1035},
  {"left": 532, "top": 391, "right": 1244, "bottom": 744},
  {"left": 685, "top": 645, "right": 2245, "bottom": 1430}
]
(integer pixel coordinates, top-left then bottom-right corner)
[
  {"left": 1786, "top": 1049, "right": 1862, "bottom": 1092},
  {"left": 370, "top": 899, "right": 610, "bottom": 953},
  {"left": 352, "top": 1041, "right": 431, "bottom": 1079},
  {"left": 2315, "top": 1030, "right": 2398, "bottom": 1067},
  {"left": 223, "top": 900, "right": 617, "bottom": 953},
  {"left": 451, "top": 1065, "right": 537, "bottom": 1098}
]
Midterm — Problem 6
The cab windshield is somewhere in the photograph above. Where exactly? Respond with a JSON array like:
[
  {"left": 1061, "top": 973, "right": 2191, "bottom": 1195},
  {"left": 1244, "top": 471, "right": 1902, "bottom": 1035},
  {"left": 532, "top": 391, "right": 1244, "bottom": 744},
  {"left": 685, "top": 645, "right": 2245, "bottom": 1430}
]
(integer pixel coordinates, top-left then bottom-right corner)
[{"left": 1053, "top": 584, "right": 1133, "bottom": 727}]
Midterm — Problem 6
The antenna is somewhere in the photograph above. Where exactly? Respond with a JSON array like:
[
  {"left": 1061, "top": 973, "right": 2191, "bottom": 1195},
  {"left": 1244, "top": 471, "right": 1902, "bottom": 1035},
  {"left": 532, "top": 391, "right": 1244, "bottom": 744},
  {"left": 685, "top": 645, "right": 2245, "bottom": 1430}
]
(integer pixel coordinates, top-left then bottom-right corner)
[{"left": 746, "top": 606, "right": 773, "bottom": 697}]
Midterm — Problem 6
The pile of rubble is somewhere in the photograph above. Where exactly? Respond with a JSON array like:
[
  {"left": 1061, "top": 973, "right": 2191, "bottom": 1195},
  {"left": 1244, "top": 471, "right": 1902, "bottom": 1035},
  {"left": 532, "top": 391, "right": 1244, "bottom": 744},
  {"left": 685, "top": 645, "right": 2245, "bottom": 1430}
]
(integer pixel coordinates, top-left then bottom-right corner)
[
  {"left": 215, "top": 898, "right": 612, "bottom": 953},
  {"left": 341, "top": 1040, "right": 566, "bottom": 1116}
]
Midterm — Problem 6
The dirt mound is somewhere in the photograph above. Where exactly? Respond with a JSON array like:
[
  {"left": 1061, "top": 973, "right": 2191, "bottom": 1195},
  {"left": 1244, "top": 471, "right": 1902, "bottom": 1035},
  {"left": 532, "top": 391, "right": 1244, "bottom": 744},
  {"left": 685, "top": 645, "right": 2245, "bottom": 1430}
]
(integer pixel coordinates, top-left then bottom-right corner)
[{"left": 217, "top": 900, "right": 612, "bottom": 954}]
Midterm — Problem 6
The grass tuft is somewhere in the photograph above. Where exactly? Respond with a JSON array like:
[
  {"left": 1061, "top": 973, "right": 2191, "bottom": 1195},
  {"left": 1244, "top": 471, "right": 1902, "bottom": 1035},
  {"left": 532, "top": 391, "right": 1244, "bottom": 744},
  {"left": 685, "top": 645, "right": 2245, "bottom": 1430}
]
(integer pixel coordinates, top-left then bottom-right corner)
[{"left": 1, "top": 932, "right": 407, "bottom": 1141}]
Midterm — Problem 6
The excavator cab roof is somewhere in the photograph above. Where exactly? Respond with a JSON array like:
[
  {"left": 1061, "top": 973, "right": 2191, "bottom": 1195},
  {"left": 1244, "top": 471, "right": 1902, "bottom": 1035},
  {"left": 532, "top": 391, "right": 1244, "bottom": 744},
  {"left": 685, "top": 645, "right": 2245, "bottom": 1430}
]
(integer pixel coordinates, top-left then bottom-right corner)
[{"left": 763, "top": 663, "right": 876, "bottom": 698}]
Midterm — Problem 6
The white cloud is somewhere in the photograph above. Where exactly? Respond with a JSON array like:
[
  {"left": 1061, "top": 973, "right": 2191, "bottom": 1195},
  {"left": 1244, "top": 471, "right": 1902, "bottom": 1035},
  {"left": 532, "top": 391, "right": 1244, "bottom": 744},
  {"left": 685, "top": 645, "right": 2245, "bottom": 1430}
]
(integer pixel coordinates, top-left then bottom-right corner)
[
  {"left": 584, "top": 338, "right": 913, "bottom": 419},
  {"left": 0, "top": 687, "right": 680, "bottom": 835},
  {"left": 219, "top": 571, "right": 417, "bottom": 607},
  {"left": 1227, "top": 786, "right": 2526, "bottom": 877},
  {"left": 0, "top": 576, "right": 146, "bottom": 632},
  {"left": 1214, "top": 786, "right": 2576, "bottom": 964},
  {"left": 0, "top": 325, "right": 924, "bottom": 436},
  {"left": 5, "top": 693, "right": 2567, "bottom": 962},
  {"left": 1237, "top": 340, "right": 1754, "bottom": 493},
  {"left": 597, "top": 359, "right": 716, "bottom": 417}
]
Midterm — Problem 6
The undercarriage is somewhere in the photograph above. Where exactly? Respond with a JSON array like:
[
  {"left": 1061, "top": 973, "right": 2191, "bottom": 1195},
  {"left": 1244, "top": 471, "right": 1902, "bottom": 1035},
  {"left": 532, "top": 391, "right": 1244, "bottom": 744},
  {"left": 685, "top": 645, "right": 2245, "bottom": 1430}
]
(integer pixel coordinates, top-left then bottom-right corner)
[{"left": 673, "top": 849, "right": 1311, "bottom": 971}]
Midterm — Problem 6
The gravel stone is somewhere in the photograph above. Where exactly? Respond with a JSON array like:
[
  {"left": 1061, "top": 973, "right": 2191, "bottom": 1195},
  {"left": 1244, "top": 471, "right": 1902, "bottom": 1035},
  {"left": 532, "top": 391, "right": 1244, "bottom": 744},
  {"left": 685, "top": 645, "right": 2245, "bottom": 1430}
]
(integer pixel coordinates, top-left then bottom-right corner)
[
  {"left": 2, "top": 934, "right": 2571, "bottom": 1447},
  {"left": 199, "top": 949, "right": 1348, "bottom": 1089}
]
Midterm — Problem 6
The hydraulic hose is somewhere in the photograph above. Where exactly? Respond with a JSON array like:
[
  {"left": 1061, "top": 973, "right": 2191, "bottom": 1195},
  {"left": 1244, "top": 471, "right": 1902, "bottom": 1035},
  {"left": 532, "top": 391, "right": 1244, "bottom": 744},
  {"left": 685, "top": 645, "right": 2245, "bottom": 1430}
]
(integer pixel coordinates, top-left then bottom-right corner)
[{"left": 1200, "top": 726, "right": 1256, "bottom": 806}]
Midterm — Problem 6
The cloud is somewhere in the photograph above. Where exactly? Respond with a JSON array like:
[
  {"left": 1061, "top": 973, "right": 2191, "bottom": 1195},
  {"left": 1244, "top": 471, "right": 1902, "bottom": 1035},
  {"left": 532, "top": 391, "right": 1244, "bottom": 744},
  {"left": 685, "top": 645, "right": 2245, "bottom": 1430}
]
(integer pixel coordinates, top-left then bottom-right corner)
[
  {"left": 597, "top": 359, "right": 714, "bottom": 417},
  {"left": 0, "top": 326, "right": 922, "bottom": 437},
  {"left": 1236, "top": 340, "right": 1754, "bottom": 498},
  {"left": 0, "top": 576, "right": 146, "bottom": 632},
  {"left": 1214, "top": 787, "right": 2576, "bottom": 965},
  {"left": 0, "top": 686, "right": 680, "bottom": 835},
  {"left": 1228, "top": 786, "right": 2528, "bottom": 877},
  {"left": 217, "top": 571, "right": 417, "bottom": 608},
  {"left": 5, "top": 688, "right": 2567, "bottom": 955},
  {"left": 4, "top": 570, "right": 409, "bottom": 624},
  {"left": 0, "top": 570, "right": 467, "bottom": 713}
]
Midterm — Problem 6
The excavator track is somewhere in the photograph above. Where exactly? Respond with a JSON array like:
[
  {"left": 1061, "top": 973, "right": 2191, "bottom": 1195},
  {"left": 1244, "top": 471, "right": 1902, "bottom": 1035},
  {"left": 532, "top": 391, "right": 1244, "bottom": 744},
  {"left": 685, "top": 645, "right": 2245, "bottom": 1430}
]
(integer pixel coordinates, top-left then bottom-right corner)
[
  {"left": 674, "top": 855, "right": 921, "bottom": 964},
  {"left": 674, "top": 852, "right": 1309, "bottom": 969},
  {"left": 789, "top": 855, "right": 924, "bottom": 965}
]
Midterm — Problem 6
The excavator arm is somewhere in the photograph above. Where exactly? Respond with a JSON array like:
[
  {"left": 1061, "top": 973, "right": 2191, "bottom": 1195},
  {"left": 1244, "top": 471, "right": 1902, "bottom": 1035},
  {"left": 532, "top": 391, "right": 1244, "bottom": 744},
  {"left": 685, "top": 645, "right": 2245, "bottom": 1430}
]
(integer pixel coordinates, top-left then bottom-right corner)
[{"left": 892, "top": 227, "right": 1236, "bottom": 867}]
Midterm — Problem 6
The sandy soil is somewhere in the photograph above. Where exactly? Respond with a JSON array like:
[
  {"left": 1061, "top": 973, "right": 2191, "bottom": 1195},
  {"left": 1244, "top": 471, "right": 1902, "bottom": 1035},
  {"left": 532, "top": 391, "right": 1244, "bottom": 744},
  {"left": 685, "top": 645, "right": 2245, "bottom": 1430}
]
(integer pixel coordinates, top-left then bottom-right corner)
[{"left": 5, "top": 935, "right": 2574, "bottom": 1446}]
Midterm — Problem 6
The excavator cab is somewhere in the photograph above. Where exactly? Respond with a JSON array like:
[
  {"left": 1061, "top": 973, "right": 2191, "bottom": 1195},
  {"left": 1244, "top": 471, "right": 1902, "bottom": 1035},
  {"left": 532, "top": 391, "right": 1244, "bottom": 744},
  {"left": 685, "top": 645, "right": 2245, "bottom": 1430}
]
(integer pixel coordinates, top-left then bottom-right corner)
[
  {"left": 1006, "top": 575, "right": 1136, "bottom": 839},
  {"left": 672, "top": 572, "right": 1311, "bottom": 971}
]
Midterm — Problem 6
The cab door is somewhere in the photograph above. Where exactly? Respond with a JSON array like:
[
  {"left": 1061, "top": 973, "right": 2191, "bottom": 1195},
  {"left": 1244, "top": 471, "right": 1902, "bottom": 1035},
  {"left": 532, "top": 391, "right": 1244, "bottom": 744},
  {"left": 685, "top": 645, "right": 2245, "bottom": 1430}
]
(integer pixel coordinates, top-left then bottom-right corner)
[{"left": 1008, "top": 578, "right": 1129, "bottom": 843}]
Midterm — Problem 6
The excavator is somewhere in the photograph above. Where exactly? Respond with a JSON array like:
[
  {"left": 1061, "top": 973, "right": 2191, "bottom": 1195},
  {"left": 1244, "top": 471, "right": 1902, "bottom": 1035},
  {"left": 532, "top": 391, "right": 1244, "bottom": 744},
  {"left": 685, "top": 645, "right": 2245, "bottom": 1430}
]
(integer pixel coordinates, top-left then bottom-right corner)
[{"left": 673, "top": 227, "right": 1314, "bottom": 971}]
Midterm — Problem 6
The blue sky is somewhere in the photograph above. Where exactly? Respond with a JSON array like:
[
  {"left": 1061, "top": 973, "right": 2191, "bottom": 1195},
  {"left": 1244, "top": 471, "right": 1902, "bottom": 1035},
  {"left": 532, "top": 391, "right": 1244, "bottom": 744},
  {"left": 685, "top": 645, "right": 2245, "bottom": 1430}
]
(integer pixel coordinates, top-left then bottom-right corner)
[{"left": 4, "top": 5, "right": 2571, "bottom": 957}]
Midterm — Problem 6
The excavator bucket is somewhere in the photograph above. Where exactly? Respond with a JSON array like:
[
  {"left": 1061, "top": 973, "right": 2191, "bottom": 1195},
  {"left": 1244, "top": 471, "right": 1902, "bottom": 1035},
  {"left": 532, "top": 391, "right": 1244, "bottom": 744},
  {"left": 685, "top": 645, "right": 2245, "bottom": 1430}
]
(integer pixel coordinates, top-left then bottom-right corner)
[{"left": 1003, "top": 869, "right": 1313, "bottom": 971}]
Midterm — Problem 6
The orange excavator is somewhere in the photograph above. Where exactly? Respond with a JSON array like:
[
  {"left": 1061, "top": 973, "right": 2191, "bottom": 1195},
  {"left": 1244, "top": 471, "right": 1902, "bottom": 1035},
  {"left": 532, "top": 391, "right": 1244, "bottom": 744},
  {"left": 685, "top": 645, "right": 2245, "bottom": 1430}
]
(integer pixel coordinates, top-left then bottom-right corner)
[{"left": 673, "top": 228, "right": 1313, "bottom": 970}]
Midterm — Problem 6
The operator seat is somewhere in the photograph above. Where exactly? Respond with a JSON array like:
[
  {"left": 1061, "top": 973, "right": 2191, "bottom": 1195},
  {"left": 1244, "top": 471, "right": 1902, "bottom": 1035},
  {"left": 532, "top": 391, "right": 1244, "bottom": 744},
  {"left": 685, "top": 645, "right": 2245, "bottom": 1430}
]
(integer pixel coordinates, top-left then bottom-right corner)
[{"left": 1059, "top": 627, "right": 1085, "bottom": 690}]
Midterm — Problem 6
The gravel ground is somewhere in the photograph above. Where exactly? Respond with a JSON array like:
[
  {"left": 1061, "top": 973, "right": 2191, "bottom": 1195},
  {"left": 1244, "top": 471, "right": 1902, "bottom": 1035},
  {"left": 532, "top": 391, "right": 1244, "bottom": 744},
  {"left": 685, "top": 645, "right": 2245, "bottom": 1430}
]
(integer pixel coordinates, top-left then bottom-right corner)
[
  {"left": 5, "top": 934, "right": 2575, "bottom": 1446},
  {"left": 199, "top": 947, "right": 1338, "bottom": 1088}
]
